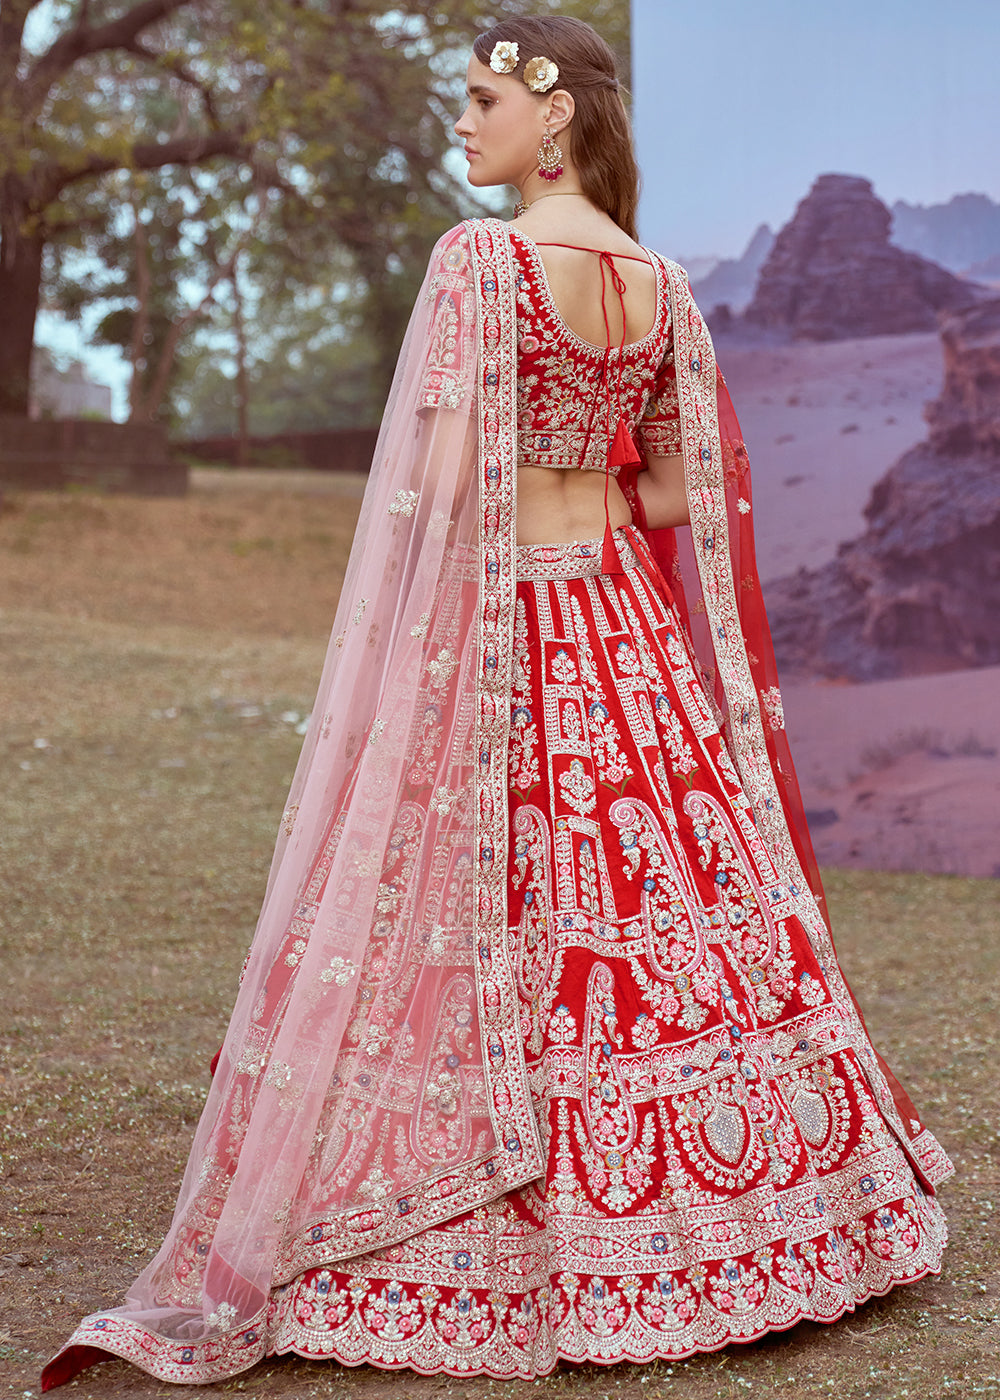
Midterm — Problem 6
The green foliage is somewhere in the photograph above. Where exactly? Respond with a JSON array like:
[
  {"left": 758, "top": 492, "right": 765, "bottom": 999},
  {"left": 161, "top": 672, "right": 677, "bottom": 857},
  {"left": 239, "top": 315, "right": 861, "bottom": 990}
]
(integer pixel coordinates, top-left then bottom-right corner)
[{"left": 2, "top": 0, "right": 631, "bottom": 427}]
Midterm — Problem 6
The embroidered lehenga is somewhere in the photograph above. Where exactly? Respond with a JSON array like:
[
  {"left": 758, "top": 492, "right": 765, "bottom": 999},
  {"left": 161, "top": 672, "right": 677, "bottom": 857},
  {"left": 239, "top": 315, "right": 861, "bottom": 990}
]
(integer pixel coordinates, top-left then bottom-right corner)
[{"left": 43, "top": 219, "right": 950, "bottom": 1389}]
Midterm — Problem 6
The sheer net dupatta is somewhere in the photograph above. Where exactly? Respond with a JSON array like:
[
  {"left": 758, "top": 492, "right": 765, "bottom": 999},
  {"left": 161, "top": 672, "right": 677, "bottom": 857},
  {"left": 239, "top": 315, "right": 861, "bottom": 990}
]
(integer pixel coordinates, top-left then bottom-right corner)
[{"left": 43, "top": 221, "right": 539, "bottom": 1389}]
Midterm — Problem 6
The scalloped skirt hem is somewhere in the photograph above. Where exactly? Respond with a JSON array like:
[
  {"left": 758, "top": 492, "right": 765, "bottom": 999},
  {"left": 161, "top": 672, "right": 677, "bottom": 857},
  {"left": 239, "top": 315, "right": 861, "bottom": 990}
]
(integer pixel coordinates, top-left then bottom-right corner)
[
  {"left": 275, "top": 1256, "right": 945, "bottom": 1382},
  {"left": 43, "top": 1195, "right": 946, "bottom": 1388}
]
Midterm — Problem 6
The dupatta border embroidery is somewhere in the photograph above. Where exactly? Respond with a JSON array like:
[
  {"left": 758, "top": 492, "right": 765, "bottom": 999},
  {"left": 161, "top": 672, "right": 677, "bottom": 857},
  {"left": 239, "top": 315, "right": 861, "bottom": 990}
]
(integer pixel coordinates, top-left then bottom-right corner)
[
  {"left": 663, "top": 258, "right": 797, "bottom": 878},
  {"left": 467, "top": 217, "right": 546, "bottom": 1182}
]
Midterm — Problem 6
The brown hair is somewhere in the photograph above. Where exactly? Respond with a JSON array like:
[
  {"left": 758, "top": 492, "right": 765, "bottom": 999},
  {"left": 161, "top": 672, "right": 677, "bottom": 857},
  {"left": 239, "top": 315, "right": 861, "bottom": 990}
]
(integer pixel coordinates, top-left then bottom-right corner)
[{"left": 472, "top": 17, "right": 640, "bottom": 241}]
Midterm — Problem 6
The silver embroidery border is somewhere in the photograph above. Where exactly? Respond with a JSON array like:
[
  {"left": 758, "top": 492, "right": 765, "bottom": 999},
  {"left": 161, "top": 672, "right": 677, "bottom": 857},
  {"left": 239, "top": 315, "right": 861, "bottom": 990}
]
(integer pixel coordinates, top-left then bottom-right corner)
[{"left": 468, "top": 217, "right": 546, "bottom": 1186}]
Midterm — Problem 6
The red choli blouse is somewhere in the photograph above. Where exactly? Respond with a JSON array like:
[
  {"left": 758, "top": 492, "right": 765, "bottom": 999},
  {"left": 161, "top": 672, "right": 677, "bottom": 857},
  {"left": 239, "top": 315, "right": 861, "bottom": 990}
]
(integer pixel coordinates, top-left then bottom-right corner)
[{"left": 419, "top": 225, "right": 682, "bottom": 471}]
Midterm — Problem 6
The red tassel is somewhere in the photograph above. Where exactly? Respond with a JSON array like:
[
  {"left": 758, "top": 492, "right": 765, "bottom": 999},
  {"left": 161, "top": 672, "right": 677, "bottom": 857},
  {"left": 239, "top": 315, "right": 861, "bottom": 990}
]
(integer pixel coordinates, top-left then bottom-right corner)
[
  {"left": 603, "top": 419, "right": 641, "bottom": 574},
  {"left": 602, "top": 519, "right": 619, "bottom": 574},
  {"left": 608, "top": 418, "right": 641, "bottom": 470}
]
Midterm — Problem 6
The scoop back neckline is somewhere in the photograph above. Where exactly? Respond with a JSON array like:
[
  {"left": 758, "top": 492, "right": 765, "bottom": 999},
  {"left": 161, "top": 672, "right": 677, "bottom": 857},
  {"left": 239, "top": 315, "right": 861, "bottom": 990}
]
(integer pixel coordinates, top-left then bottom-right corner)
[{"left": 507, "top": 225, "right": 665, "bottom": 355}]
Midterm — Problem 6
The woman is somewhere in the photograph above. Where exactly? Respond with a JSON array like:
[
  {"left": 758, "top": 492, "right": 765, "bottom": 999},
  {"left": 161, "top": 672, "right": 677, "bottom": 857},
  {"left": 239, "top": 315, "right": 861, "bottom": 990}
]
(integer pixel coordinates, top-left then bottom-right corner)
[{"left": 43, "top": 15, "right": 950, "bottom": 1388}]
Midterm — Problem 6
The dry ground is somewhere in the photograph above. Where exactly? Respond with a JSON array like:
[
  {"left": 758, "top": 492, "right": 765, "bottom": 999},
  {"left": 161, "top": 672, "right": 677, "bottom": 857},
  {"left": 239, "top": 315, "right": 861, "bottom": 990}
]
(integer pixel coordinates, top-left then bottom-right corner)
[{"left": 0, "top": 477, "right": 997, "bottom": 1399}]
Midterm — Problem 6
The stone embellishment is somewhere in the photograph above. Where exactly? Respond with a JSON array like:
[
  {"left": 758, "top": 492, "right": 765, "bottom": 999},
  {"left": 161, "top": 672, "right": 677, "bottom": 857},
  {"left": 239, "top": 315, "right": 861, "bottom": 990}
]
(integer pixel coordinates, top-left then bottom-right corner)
[
  {"left": 389, "top": 489, "right": 419, "bottom": 517},
  {"left": 703, "top": 1102, "right": 747, "bottom": 1165},
  {"left": 489, "top": 40, "right": 519, "bottom": 74},
  {"left": 524, "top": 56, "right": 559, "bottom": 93}
]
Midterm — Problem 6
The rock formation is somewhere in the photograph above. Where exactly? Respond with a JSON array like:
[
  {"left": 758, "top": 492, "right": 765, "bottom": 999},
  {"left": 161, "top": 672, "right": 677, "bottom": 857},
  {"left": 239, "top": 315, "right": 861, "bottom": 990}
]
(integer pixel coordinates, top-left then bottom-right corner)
[
  {"left": 767, "top": 297, "right": 1000, "bottom": 679},
  {"left": 744, "top": 174, "right": 979, "bottom": 340},
  {"left": 891, "top": 191, "right": 1000, "bottom": 275},
  {"left": 691, "top": 223, "right": 774, "bottom": 317}
]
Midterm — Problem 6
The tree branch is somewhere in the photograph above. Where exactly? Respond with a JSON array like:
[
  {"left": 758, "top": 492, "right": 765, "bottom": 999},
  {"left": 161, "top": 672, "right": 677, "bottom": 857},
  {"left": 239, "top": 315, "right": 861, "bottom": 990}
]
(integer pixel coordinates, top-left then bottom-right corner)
[
  {"left": 127, "top": 193, "right": 152, "bottom": 419},
  {"left": 44, "top": 129, "right": 250, "bottom": 202},
  {"left": 26, "top": 0, "right": 196, "bottom": 110},
  {"left": 133, "top": 240, "right": 240, "bottom": 421},
  {"left": 125, "top": 37, "right": 221, "bottom": 127},
  {"left": 0, "top": 0, "right": 37, "bottom": 103}
]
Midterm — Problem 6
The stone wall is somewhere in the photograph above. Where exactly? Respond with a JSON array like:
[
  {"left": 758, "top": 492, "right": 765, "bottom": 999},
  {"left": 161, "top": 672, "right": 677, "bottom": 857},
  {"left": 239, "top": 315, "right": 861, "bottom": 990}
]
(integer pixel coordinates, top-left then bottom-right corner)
[{"left": 0, "top": 418, "right": 187, "bottom": 495}]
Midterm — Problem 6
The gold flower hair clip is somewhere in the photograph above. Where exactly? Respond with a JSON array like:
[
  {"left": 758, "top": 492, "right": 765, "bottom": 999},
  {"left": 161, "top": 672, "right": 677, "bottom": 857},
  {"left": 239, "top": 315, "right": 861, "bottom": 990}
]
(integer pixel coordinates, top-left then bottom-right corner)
[
  {"left": 524, "top": 56, "right": 559, "bottom": 93},
  {"left": 489, "top": 40, "right": 560, "bottom": 93},
  {"left": 489, "top": 40, "right": 519, "bottom": 74}
]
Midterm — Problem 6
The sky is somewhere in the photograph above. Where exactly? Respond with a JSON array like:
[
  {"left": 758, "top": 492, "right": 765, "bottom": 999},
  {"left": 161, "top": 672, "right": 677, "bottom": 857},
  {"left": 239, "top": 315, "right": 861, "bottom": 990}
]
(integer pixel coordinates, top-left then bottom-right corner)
[
  {"left": 40, "top": 0, "right": 1000, "bottom": 414},
  {"left": 633, "top": 0, "right": 1000, "bottom": 260}
]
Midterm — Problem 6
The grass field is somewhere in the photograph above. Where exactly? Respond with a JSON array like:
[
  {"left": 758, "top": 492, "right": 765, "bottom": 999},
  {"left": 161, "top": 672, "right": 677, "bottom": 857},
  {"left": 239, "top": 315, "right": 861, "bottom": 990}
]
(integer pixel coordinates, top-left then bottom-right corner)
[{"left": 1, "top": 479, "right": 997, "bottom": 1399}]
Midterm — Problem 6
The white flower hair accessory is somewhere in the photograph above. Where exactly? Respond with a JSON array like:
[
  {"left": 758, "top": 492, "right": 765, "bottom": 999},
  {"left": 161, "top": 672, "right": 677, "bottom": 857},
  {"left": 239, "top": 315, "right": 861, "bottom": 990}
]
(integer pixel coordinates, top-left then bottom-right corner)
[
  {"left": 524, "top": 56, "right": 559, "bottom": 93},
  {"left": 489, "top": 40, "right": 519, "bottom": 74}
]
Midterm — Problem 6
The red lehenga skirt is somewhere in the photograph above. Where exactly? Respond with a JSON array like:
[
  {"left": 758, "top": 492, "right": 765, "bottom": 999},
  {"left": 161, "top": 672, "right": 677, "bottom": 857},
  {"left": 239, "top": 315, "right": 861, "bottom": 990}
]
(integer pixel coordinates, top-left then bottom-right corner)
[{"left": 269, "top": 526, "right": 946, "bottom": 1376}]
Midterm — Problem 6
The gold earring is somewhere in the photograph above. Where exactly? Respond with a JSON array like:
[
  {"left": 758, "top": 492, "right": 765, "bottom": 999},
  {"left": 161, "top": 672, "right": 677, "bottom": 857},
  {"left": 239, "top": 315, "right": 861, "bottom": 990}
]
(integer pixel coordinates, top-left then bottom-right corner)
[{"left": 537, "top": 129, "right": 564, "bottom": 182}]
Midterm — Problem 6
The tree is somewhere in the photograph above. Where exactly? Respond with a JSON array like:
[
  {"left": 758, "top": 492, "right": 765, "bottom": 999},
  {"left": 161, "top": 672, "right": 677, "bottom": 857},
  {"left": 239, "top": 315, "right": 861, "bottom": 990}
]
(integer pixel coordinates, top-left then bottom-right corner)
[
  {"left": 1, "top": 0, "right": 630, "bottom": 424},
  {"left": 53, "top": 164, "right": 254, "bottom": 422},
  {"left": 1, "top": 0, "right": 248, "bottom": 415}
]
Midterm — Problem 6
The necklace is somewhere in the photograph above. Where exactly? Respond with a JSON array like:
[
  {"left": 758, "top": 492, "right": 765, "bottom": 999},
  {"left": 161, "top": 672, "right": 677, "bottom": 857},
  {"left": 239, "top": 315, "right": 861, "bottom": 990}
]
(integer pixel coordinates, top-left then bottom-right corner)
[{"left": 513, "top": 191, "right": 586, "bottom": 218}]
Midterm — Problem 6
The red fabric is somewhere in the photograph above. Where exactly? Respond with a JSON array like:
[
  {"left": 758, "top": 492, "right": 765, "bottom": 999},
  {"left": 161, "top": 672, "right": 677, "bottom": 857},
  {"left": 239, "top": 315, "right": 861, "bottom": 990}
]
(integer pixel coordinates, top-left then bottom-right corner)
[
  {"left": 507, "top": 230, "right": 681, "bottom": 473},
  {"left": 269, "top": 532, "right": 947, "bottom": 1375}
]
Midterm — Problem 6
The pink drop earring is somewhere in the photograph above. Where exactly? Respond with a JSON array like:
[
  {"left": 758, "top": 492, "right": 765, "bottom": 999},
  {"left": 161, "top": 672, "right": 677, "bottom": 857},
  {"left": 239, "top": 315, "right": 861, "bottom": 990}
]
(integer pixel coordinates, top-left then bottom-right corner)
[{"left": 537, "top": 128, "right": 564, "bottom": 182}]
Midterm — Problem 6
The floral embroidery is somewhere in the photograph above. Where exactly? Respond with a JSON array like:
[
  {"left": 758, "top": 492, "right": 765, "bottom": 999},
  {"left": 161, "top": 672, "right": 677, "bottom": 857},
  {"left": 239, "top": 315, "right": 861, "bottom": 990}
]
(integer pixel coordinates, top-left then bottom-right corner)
[
  {"left": 760, "top": 686, "right": 785, "bottom": 731},
  {"left": 509, "top": 231, "right": 677, "bottom": 474},
  {"left": 318, "top": 957, "right": 358, "bottom": 986},
  {"left": 426, "top": 647, "right": 459, "bottom": 687},
  {"left": 389, "top": 489, "right": 419, "bottom": 517}
]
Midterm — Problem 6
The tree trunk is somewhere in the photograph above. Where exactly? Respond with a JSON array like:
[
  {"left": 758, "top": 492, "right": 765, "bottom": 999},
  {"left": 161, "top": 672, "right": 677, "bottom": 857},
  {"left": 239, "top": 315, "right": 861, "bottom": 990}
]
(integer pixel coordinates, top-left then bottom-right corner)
[
  {"left": 362, "top": 263, "right": 410, "bottom": 411},
  {"left": 0, "top": 199, "right": 44, "bottom": 417},
  {"left": 232, "top": 254, "right": 250, "bottom": 466}
]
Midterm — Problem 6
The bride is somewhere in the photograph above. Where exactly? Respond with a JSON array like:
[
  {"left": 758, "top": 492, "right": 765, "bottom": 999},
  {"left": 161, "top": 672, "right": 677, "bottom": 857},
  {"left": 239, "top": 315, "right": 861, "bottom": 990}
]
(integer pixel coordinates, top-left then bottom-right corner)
[{"left": 44, "top": 14, "right": 950, "bottom": 1389}]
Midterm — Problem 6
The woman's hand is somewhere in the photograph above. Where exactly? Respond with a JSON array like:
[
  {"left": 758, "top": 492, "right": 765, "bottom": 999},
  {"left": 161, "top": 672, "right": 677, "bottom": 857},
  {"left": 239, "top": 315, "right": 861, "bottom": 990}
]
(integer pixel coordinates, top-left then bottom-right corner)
[{"left": 637, "top": 452, "right": 689, "bottom": 529}]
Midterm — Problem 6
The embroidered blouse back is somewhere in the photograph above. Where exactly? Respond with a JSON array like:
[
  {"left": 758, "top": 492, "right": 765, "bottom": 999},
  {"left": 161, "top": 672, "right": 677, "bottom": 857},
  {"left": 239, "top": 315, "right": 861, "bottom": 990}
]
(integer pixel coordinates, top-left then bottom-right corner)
[{"left": 510, "top": 228, "right": 682, "bottom": 474}]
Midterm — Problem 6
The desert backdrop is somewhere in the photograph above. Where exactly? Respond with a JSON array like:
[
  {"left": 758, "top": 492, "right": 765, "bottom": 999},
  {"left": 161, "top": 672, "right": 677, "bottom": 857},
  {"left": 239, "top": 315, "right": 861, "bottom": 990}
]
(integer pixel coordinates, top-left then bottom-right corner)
[{"left": 655, "top": 172, "right": 1000, "bottom": 880}]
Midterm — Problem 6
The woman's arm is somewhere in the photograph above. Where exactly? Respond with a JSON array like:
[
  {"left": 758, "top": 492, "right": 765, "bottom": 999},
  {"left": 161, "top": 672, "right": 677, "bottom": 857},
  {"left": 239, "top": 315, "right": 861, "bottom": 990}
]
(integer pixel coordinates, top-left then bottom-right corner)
[{"left": 636, "top": 452, "right": 689, "bottom": 529}]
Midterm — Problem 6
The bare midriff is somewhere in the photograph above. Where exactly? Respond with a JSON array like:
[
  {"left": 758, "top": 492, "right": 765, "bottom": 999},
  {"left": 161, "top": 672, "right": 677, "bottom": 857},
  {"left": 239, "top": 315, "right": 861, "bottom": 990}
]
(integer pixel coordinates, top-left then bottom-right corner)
[{"left": 515, "top": 465, "right": 632, "bottom": 546}]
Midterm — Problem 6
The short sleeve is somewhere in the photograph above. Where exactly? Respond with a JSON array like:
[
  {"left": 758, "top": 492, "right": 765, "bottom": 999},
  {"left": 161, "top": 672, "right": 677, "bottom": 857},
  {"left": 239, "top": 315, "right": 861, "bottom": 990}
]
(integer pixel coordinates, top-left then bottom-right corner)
[
  {"left": 417, "top": 227, "right": 475, "bottom": 413},
  {"left": 637, "top": 336, "right": 682, "bottom": 457}
]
